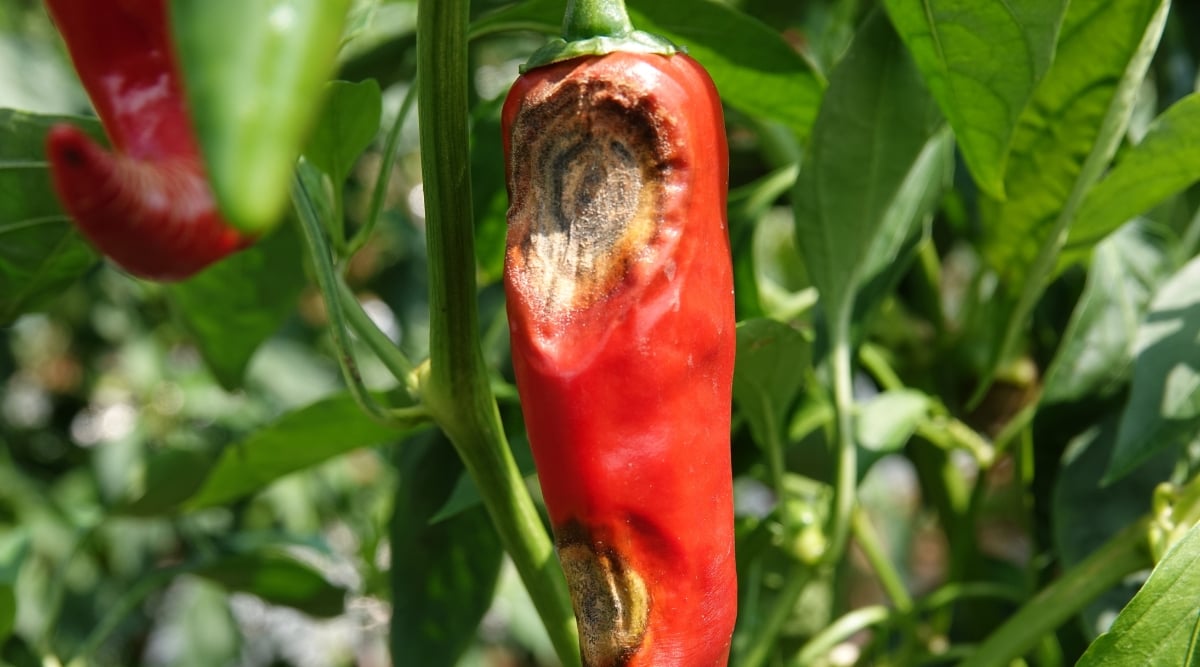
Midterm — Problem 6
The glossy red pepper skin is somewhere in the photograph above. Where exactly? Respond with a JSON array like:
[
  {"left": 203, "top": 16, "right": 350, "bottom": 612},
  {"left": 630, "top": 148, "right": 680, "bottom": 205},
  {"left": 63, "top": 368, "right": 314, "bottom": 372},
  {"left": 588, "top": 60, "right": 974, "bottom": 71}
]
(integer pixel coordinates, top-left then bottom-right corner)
[
  {"left": 503, "top": 52, "right": 736, "bottom": 667},
  {"left": 43, "top": 0, "right": 252, "bottom": 281}
]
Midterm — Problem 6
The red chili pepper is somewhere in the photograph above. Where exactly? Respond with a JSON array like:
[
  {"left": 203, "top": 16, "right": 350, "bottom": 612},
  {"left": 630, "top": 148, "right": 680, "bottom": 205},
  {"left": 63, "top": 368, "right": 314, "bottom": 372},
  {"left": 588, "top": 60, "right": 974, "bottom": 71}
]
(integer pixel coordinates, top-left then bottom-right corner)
[
  {"left": 43, "top": 0, "right": 253, "bottom": 281},
  {"left": 502, "top": 5, "right": 737, "bottom": 663}
]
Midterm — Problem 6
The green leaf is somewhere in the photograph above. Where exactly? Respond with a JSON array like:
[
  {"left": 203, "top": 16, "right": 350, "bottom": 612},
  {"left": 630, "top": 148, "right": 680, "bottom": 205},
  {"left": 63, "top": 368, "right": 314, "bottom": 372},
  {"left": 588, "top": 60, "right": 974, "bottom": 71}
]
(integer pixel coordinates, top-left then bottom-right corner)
[
  {"left": 1052, "top": 412, "right": 1174, "bottom": 639},
  {"left": 470, "top": 0, "right": 825, "bottom": 140},
  {"left": 883, "top": 0, "right": 1067, "bottom": 199},
  {"left": 115, "top": 447, "right": 219, "bottom": 517},
  {"left": 0, "top": 585, "right": 12, "bottom": 647},
  {"left": 429, "top": 430, "right": 538, "bottom": 524},
  {"left": 979, "top": 0, "right": 1169, "bottom": 376},
  {"left": 733, "top": 318, "right": 811, "bottom": 455},
  {"left": 626, "top": 1, "right": 823, "bottom": 140},
  {"left": 304, "top": 79, "right": 383, "bottom": 186},
  {"left": 1042, "top": 220, "right": 1174, "bottom": 404},
  {"left": 168, "top": 224, "right": 307, "bottom": 390},
  {"left": 340, "top": 2, "right": 419, "bottom": 66},
  {"left": 793, "top": 9, "right": 942, "bottom": 325},
  {"left": 0, "top": 532, "right": 29, "bottom": 644},
  {"left": 855, "top": 127, "right": 954, "bottom": 324},
  {"left": 1107, "top": 255, "right": 1200, "bottom": 482},
  {"left": 752, "top": 207, "right": 816, "bottom": 323},
  {"left": 193, "top": 549, "right": 348, "bottom": 618},
  {"left": 172, "top": 0, "right": 353, "bottom": 233},
  {"left": 856, "top": 389, "right": 930, "bottom": 454},
  {"left": 0, "top": 110, "right": 101, "bottom": 324},
  {"left": 728, "top": 166, "right": 800, "bottom": 316},
  {"left": 471, "top": 95, "right": 508, "bottom": 285},
  {"left": 184, "top": 392, "right": 421, "bottom": 510},
  {"left": 1077, "top": 523, "right": 1200, "bottom": 665},
  {"left": 150, "top": 581, "right": 240, "bottom": 667},
  {"left": 1063, "top": 92, "right": 1200, "bottom": 268},
  {"left": 390, "top": 431, "right": 503, "bottom": 666}
]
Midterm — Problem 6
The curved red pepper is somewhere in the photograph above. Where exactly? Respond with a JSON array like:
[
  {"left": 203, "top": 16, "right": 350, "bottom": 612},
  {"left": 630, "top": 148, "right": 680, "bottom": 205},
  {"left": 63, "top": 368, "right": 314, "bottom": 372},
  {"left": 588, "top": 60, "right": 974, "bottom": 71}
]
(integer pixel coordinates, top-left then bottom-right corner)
[
  {"left": 503, "top": 51, "right": 736, "bottom": 666},
  {"left": 43, "top": 0, "right": 252, "bottom": 281}
]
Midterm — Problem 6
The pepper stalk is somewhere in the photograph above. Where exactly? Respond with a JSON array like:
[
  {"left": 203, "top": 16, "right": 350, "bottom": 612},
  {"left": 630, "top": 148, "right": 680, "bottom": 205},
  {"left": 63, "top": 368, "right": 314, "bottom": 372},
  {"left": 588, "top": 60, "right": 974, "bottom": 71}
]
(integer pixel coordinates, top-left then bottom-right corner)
[{"left": 522, "top": 0, "right": 679, "bottom": 70}]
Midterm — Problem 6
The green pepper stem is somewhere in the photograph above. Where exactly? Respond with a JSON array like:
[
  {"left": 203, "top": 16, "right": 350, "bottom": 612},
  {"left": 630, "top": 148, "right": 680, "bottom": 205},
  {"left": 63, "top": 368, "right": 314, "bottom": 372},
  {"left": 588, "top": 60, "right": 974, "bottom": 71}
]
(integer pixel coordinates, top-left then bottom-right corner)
[
  {"left": 521, "top": 0, "right": 678, "bottom": 71},
  {"left": 562, "top": 0, "right": 633, "bottom": 40}
]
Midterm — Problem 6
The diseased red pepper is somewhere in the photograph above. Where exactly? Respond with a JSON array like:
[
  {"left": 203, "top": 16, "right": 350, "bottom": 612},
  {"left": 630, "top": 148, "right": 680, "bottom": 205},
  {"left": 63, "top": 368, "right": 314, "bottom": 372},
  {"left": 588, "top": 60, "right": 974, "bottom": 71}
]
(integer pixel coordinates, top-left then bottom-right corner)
[
  {"left": 502, "top": 2, "right": 737, "bottom": 664},
  {"left": 43, "top": 0, "right": 253, "bottom": 281}
]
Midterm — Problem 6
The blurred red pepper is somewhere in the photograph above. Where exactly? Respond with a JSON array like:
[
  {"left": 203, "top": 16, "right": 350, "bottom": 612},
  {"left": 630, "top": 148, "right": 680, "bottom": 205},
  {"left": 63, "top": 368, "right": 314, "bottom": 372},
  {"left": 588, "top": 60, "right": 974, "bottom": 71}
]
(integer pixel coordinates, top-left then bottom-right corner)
[
  {"left": 43, "top": 0, "right": 252, "bottom": 281},
  {"left": 502, "top": 3, "right": 737, "bottom": 663}
]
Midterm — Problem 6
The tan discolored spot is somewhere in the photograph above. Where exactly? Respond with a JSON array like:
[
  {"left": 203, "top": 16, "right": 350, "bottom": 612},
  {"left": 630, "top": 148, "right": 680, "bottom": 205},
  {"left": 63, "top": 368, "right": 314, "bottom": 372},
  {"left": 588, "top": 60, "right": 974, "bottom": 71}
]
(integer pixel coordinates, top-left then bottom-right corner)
[
  {"left": 506, "top": 77, "right": 674, "bottom": 316},
  {"left": 558, "top": 538, "right": 650, "bottom": 667}
]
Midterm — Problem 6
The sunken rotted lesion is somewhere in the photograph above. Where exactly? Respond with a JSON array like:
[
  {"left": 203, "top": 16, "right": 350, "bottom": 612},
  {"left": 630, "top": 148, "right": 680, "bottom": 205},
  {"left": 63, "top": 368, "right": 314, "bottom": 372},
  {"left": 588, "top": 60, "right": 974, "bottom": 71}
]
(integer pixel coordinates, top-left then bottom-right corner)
[
  {"left": 556, "top": 524, "right": 651, "bottom": 667},
  {"left": 506, "top": 77, "right": 674, "bottom": 316}
]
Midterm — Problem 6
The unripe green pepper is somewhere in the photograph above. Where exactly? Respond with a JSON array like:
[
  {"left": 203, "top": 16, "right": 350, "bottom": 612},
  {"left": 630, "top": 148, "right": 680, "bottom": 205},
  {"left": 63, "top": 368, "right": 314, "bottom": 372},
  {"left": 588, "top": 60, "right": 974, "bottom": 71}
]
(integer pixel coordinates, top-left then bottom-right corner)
[{"left": 171, "top": 0, "right": 352, "bottom": 234}]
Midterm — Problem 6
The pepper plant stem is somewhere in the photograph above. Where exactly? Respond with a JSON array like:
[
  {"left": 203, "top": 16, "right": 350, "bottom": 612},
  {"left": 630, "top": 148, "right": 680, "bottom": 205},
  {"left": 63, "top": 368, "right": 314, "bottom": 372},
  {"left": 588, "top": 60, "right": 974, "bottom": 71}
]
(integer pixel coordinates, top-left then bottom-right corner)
[
  {"left": 825, "top": 300, "right": 858, "bottom": 567},
  {"left": 790, "top": 605, "right": 891, "bottom": 667},
  {"left": 852, "top": 507, "right": 912, "bottom": 613},
  {"left": 335, "top": 279, "right": 416, "bottom": 387},
  {"left": 739, "top": 562, "right": 815, "bottom": 667},
  {"left": 415, "top": 1, "right": 579, "bottom": 665},
  {"left": 293, "top": 175, "right": 398, "bottom": 426},
  {"left": 959, "top": 517, "right": 1153, "bottom": 667},
  {"left": 351, "top": 82, "right": 418, "bottom": 257}
]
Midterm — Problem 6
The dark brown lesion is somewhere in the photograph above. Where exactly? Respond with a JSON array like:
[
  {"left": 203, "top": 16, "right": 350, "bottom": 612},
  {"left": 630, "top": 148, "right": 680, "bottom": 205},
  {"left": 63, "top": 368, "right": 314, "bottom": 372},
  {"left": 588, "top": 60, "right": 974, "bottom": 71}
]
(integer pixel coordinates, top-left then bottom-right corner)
[
  {"left": 556, "top": 524, "right": 651, "bottom": 667},
  {"left": 507, "top": 78, "right": 675, "bottom": 316}
]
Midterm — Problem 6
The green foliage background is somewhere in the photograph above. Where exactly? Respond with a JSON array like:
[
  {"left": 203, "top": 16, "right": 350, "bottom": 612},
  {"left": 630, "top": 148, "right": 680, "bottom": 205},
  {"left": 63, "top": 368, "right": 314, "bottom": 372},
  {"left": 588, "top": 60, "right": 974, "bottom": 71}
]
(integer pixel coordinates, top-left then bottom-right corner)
[{"left": 2, "top": 0, "right": 1200, "bottom": 665}]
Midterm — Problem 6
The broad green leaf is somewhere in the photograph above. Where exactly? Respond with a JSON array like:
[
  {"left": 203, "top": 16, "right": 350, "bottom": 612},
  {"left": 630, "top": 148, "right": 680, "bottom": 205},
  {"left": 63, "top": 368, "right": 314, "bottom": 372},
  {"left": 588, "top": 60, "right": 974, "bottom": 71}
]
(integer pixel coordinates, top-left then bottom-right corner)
[
  {"left": 793, "top": 9, "right": 942, "bottom": 325},
  {"left": 173, "top": 0, "right": 353, "bottom": 233},
  {"left": 428, "top": 432, "right": 537, "bottom": 525},
  {"left": 1077, "top": 523, "right": 1200, "bottom": 665},
  {"left": 1052, "top": 413, "right": 1174, "bottom": 639},
  {"left": 0, "top": 585, "right": 12, "bottom": 646},
  {"left": 856, "top": 389, "right": 930, "bottom": 454},
  {"left": 0, "top": 110, "right": 100, "bottom": 324},
  {"left": 340, "top": 2, "right": 418, "bottom": 65},
  {"left": 752, "top": 207, "right": 816, "bottom": 323},
  {"left": 883, "top": 0, "right": 1067, "bottom": 199},
  {"left": 979, "top": 0, "right": 1169, "bottom": 377},
  {"left": 115, "top": 447, "right": 219, "bottom": 517},
  {"left": 185, "top": 393, "right": 423, "bottom": 509},
  {"left": 193, "top": 550, "right": 348, "bottom": 618},
  {"left": 1108, "top": 255, "right": 1200, "bottom": 482},
  {"left": 151, "top": 580, "right": 241, "bottom": 667},
  {"left": 733, "top": 318, "right": 811, "bottom": 456},
  {"left": 1042, "top": 220, "right": 1174, "bottom": 404},
  {"left": 470, "top": 0, "right": 824, "bottom": 140},
  {"left": 855, "top": 128, "right": 955, "bottom": 324},
  {"left": 727, "top": 165, "right": 800, "bottom": 320},
  {"left": 0, "top": 532, "right": 29, "bottom": 644},
  {"left": 168, "top": 224, "right": 306, "bottom": 390},
  {"left": 304, "top": 79, "right": 383, "bottom": 186},
  {"left": 390, "top": 431, "right": 503, "bottom": 667},
  {"left": 1063, "top": 92, "right": 1200, "bottom": 268},
  {"left": 627, "top": 2, "right": 822, "bottom": 139},
  {"left": 471, "top": 96, "right": 508, "bottom": 285}
]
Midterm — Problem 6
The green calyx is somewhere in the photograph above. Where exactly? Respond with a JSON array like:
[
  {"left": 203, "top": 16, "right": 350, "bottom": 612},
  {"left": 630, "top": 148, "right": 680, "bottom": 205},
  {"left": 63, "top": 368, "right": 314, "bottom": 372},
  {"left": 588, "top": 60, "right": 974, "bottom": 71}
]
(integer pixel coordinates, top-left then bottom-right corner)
[{"left": 521, "top": 0, "right": 680, "bottom": 72}]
